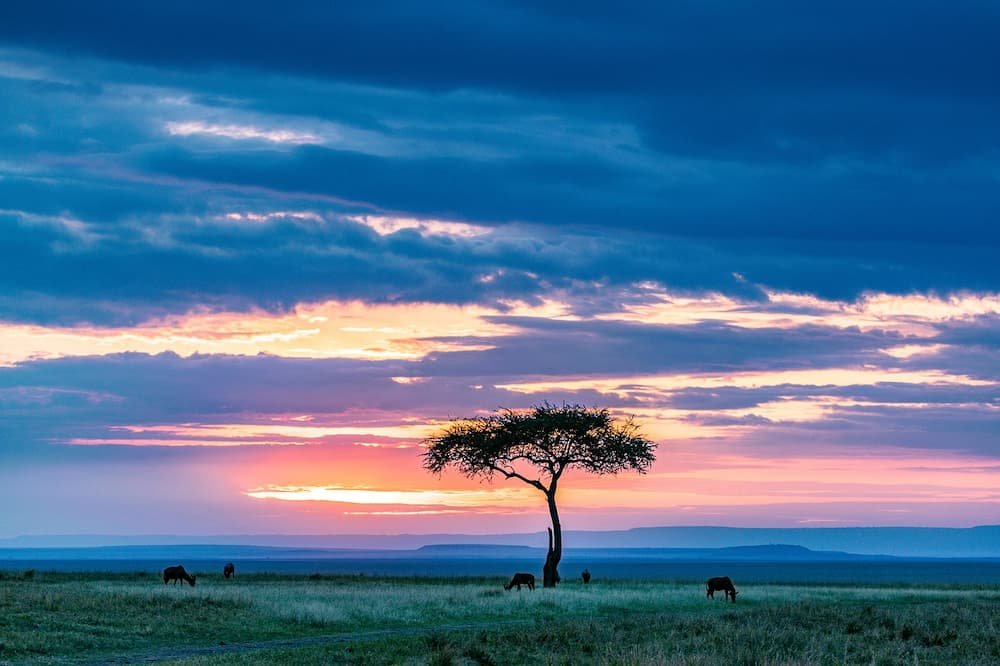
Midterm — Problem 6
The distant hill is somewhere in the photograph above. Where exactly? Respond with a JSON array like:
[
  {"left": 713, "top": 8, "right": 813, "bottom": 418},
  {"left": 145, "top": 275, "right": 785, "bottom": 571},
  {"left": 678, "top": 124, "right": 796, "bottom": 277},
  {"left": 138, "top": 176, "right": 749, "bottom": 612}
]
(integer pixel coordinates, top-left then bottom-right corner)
[
  {"left": 0, "top": 542, "right": 935, "bottom": 563},
  {"left": 416, "top": 543, "right": 890, "bottom": 560},
  {"left": 710, "top": 544, "right": 897, "bottom": 560},
  {"left": 415, "top": 544, "right": 539, "bottom": 557},
  {"left": 571, "top": 525, "right": 1000, "bottom": 557},
  {"left": 2, "top": 525, "right": 998, "bottom": 558}
]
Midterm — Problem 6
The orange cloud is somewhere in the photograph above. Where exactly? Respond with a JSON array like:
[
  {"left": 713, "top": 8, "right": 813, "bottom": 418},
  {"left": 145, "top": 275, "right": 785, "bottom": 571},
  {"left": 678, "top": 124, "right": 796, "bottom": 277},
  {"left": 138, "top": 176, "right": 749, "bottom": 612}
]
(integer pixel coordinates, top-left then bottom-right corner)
[
  {"left": 0, "top": 297, "right": 571, "bottom": 365},
  {"left": 499, "top": 367, "right": 994, "bottom": 398},
  {"left": 600, "top": 288, "right": 1000, "bottom": 335}
]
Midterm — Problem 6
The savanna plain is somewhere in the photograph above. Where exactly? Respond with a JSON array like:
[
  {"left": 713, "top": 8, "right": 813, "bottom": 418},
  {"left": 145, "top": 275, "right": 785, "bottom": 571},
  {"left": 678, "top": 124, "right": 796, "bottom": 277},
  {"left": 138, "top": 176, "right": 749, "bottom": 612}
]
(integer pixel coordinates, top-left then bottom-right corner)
[{"left": 1, "top": 571, "right": 998, "bottom": 666}]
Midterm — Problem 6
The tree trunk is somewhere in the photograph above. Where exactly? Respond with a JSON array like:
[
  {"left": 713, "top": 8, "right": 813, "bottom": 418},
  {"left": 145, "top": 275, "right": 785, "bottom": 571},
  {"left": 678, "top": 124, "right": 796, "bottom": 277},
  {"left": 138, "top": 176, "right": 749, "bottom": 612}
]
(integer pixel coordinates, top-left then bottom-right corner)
[{"left": 542, "top": 492, "right": 562, "bottom": 587}]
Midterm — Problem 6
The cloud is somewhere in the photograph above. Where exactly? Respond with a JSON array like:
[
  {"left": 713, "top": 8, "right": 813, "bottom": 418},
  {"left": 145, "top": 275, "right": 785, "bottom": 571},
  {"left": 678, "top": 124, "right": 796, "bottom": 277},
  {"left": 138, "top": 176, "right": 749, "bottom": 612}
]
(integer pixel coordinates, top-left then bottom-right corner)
[
  {"left": 3, "top": 2, "right": 999, "bottom": 173},
  {"left": 0, "top": 299, "right": 543, "bottom": 365},
  {"left": 419, "top": 318, "right": 903, "bottom": 377},
  {"left": 164, "top": 121, "right": 322, "bottom": 145},
  {"left": 2, "top": 6, "right": 1000, "bottom": 532},
  {"left": 0, "top": 38, "right": 998, "bottom": 325},
  {"left": 245, "top": 485, "right": 534, "bottom": 507},
  {"left": 2, "top": 2, "right": 997, "bottom": 99}
]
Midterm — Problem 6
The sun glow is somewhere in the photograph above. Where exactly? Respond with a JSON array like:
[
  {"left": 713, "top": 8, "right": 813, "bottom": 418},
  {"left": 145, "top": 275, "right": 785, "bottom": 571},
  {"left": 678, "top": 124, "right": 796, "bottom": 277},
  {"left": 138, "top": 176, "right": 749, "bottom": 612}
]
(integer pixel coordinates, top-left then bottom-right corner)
[
  {"left": 109, "top": 422, "right": 438, "bottom": 441},
  {"left": 245, "top": 485, "right": 535, "bottom": 507}
]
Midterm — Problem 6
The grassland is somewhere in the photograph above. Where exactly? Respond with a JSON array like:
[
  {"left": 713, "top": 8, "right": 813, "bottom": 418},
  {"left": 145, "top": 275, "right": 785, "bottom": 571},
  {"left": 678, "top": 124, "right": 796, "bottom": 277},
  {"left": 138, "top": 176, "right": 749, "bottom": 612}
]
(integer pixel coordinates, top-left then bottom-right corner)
[{"left": 0, "top": 570, "right": 997, "bottom": 665}]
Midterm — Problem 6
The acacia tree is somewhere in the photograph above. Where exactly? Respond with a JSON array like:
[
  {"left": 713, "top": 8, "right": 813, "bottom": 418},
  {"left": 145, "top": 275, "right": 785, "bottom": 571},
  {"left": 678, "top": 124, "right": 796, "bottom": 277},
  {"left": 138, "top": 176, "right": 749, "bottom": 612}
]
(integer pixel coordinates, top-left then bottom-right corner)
[{"left": 423, "top": 403, "right": 656, "bottom": 587}]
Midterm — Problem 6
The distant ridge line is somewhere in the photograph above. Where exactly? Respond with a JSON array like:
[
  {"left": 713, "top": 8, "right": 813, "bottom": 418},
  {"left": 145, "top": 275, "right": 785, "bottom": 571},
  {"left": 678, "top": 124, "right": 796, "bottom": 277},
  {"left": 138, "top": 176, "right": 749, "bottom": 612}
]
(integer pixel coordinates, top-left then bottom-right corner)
[
  {"left": 1, "top": 525, "right": 998, "bottom": 557},
  {"left": 0, "top": 543, "right": 901, "bottom": 562}
]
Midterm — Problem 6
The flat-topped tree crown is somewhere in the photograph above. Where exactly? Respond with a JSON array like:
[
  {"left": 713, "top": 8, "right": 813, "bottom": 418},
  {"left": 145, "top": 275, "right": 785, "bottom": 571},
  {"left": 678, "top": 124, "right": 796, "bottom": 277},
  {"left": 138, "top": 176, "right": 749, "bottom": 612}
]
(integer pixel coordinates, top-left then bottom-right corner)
[
  {"left": 423, "top": 403, "right": 656, "bottom": 587},
  {"left": 424, "top": 403, "right": 655, "bottom": 483}
]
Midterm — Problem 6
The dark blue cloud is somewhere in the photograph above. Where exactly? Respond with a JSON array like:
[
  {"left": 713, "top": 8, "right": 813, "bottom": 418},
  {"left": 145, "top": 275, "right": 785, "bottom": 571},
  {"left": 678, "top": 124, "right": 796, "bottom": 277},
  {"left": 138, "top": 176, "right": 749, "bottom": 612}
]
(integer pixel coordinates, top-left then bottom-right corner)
[
  {"left": 934, "top": 315, "right": 1000, "bottom": 348},
  {"left": 1, "top": 5, "right": 999, "bottom": 322},
  {"left": 4, "top": 1, "right": 1000, "bottom": 173},
  {"left": 0, "top": 9, "right": 996, "bottom": 311},
  {"left": 3, "top": 2, "right": 997, "bottom": 98},
  {"left": 417, "top": 319, "right": 902, "bottom": 377},
  {"left": 734, "top": 404, "right": 1000, "bottom": 458},
  {"left": 665, "top": 383, "right": 1000, "bottom": 411},
  {"left": 1, "top": 153, "right": 992, "bottom": 326},
  {"left": 141, "top": 142, "right": 1000, "bottom": 244}
]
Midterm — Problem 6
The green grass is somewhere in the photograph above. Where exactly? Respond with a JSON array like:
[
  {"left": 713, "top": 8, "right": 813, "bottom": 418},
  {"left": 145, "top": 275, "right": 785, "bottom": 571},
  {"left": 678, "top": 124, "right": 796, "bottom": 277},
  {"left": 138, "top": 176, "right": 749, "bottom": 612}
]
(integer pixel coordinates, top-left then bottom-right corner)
[{"left": 0, "top": 571, "right": 997, "bottom": 665}]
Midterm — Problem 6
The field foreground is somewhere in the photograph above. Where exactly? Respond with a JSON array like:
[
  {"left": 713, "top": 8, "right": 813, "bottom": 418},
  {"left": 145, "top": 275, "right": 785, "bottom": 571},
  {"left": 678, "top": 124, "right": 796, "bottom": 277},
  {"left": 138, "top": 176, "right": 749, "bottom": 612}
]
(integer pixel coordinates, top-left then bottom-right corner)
[{"left": 1, "top": 571, "right": 998, "bottom": 665}]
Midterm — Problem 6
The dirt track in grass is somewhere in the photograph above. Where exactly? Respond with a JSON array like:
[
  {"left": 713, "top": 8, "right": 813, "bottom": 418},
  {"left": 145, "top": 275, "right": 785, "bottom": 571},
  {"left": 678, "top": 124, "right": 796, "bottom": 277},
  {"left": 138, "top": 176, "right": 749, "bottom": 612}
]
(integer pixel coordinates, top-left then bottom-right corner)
[{"left": 87, "top": 618, "right": 535, "bottom": 664}]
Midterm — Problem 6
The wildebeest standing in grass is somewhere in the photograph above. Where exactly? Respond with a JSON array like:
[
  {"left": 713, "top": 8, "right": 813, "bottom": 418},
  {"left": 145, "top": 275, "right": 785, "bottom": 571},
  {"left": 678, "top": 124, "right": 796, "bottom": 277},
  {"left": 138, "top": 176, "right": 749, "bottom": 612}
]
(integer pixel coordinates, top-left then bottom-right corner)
[
  {"left": 504, "top": 573, "right": 535, "bottom": 591},
  {"left": 582, "top": 568, "right": 591, "bottom": 584},
  {"left": 163, "top": 565, "right": 196, "bottom": 587},
  {"left": 223, "top": 562, "right": 235, "bottom": 579},
  {"left": 705, "top": 576, "right": 737, "bottom": 602}
]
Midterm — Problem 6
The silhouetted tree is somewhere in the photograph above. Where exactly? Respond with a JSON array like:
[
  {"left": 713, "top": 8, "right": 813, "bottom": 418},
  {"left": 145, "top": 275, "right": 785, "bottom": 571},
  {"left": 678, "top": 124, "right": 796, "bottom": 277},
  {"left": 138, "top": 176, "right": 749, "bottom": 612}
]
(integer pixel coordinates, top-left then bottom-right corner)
[{"left": 423, "top": 404, "right": 656, "bottom": 587}]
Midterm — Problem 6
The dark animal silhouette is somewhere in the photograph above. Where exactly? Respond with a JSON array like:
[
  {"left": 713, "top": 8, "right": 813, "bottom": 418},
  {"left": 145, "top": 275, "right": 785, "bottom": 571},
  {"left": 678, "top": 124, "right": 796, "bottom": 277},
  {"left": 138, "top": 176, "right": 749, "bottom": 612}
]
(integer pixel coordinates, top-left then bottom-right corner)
[
  {"left": 163, "top": 565, "right": 196, "bottom": 587},
  {"left": 706, "top": 576, "right": 738, "bottom": 602},
  {"left": 582, "top": 568, "right": 591, "bottom": 584},
  {"left": 223, "top": 562, "right": 235, "bottom": 579},
  {"left": 504, "top": 573, "right": 536, "bottom": 591}
]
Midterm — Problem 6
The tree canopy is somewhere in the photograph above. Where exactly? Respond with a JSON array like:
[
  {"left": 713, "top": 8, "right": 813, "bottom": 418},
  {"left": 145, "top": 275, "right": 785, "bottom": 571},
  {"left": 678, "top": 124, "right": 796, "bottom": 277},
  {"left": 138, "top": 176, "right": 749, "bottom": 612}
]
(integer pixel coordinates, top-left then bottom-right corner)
[{"left": 424, "top": 403, "right": 655, "bottom": 483}]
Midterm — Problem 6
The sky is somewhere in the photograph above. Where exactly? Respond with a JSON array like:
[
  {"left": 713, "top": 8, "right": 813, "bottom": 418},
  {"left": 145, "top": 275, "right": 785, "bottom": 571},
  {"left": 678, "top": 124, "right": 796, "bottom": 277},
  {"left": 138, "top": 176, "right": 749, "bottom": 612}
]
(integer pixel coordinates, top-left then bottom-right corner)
[{"left": 0, "top": 1, "right": 998, "bottom": 538}]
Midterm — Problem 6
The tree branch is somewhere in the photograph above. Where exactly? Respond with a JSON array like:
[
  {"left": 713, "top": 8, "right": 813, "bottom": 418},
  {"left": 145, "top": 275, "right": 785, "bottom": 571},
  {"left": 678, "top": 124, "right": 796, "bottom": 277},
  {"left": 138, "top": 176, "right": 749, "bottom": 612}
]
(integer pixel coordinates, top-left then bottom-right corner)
[{"left": 493, "top": 465, "right": 547, "bottom": 493}]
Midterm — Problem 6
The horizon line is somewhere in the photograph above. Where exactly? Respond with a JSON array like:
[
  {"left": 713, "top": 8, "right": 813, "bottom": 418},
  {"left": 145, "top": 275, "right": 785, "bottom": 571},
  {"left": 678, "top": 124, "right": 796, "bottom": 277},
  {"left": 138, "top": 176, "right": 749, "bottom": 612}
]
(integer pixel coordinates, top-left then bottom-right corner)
[{"left": 4, "top": 523, "right": 998, "bottom": 541}]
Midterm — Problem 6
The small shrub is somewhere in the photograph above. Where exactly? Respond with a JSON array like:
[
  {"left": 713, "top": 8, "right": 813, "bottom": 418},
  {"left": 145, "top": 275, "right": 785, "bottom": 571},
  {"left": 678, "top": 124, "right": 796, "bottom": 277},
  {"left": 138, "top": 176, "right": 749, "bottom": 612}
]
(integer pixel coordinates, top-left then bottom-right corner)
[
  {"left": 900, "top": 626, "right": 914, "bottom": 640},
  {"left": 426, "top": 634, "right": 458, "bottom": 666},
  {"left": 464, "top": 644, "right": 498, "bottom": 666},
  {"left": 425, "top": 634, "right": 452, "bottom": 652},
  {"left": 21, "top": 570, "right": 35, "bottom": 581},
  {"left": 428, "top": 650, "right": 456, "bottom": 666},
  {"left": 920, "top": 629, "right": 958, "bottom": 648}
]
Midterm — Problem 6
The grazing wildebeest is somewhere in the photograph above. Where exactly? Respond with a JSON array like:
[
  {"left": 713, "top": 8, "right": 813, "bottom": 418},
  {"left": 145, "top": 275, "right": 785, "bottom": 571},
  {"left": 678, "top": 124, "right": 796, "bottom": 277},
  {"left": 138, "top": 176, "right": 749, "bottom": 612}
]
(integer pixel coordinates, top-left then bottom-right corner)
[
  {"left": 163, "top": 565, "right": 196, "bottom": 587},
  {"left": 706, "top": 576, "right": 738, "bottom": 602},
  {"left": 581, "top": 568, "right": 591, "bottom": 584},
  {"left": 223, "top": 562, "right": 235, "bottom": 579},
  {"left": 504, "top": 573, "right": 536, "bottom": 591}
]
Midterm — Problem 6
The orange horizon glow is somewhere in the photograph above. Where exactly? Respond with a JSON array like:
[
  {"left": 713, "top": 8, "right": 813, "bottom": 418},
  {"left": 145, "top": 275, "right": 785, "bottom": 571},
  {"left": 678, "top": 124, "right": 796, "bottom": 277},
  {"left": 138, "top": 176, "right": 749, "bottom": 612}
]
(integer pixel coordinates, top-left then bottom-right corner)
[
  {"left": 8, "top": 286, "right": 999, "bottom": 531},
  {"left": 3, "top": 289, "right": 997, "bottom": 367},
  {"left": 220, "top": 440, "right": 1000, "bottom": 520}
]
